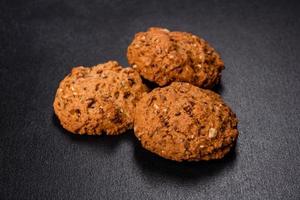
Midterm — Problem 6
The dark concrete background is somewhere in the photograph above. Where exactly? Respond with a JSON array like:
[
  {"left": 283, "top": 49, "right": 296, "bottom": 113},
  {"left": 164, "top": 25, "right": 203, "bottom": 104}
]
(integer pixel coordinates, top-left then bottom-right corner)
[{"left": 0, "top": 0, "right": 299, "bottom": 199}]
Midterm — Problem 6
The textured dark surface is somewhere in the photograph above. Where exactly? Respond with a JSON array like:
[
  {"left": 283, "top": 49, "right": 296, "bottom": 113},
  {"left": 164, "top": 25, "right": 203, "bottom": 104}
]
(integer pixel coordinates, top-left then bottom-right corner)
[{"left": 0, "top": 0, "right": 299, "bottom": 199}]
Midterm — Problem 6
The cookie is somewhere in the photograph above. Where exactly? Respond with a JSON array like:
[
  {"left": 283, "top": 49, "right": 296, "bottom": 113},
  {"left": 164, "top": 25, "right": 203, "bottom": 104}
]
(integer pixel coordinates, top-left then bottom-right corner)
[
  {"left": 134, "top": 82, "right": 238, "bottom": 161},
  {"left": 127, "top": 27, "right": 224, "bottom": 88},
  {"left": 53, "top": 61, "right": 148, "bottom": 135}
]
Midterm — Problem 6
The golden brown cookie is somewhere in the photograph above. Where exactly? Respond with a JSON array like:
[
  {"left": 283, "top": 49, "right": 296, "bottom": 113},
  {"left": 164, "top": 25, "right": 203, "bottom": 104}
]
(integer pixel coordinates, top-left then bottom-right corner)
[
  {"left": 53, "top": 61, "right": 148, "bottom": 135},
  {"left": 127, "top": 27, "right": 224, "bottom": 88},
  {"left": 134, "top": 82, "right": 238, "bottom": 161}
]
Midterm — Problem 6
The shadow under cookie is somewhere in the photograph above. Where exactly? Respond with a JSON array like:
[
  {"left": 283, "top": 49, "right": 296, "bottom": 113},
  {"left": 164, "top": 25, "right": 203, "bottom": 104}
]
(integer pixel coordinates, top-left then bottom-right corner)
[
  {"left": 211, "top": 80, "right": 224, "bottom": 95},
  {"left": 52, "top": 113, "right": 134, "bottom": 151},
  {"left": 133, "top": 136, "right": 238, "bottom": 182},
  {"left": 141, "top": 77, "right": 160, "bottom": 91}
]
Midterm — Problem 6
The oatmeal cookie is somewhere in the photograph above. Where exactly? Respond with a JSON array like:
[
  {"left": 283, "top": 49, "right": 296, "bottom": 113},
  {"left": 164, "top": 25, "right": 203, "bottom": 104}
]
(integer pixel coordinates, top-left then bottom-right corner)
[
  {"left": 127, "top": 27, "right": 224, "bottom": 88},
  {"left": 53, "top": 61, "right": 148, "bottom": 135},
  {"left": 134, "top": 82, "right": 238, "bottom": 161}
]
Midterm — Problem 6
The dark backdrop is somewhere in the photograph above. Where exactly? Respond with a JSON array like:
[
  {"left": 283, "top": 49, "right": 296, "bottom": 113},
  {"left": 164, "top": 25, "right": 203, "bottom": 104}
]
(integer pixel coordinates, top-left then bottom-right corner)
[{"left": 0, "top": 0, "right": 299, "bottom": 199}]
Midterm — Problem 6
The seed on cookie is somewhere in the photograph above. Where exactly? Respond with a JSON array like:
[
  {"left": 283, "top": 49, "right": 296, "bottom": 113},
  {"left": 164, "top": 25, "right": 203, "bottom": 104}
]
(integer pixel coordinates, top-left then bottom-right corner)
[
  {"left": 208, "top": 128, "right": 217, "bottom": 138},
  {"left": 134, "top": 82, "right": 238, "bottom": 161},
  {"left": 153, "top": 104, "right": 159, "bottom": 110}
]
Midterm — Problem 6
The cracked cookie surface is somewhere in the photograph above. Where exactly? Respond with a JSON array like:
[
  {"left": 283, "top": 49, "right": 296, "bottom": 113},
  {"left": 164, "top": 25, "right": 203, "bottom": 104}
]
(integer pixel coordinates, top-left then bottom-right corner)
[
  {"left": 53, "top": 61, "right": 148, "bottom": 135},
  {"left": 127, "top": 27, "right": 224, "bottom": 88},
  {"left": 134, "top": 82, "right": 238, "bottom": 161}
]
